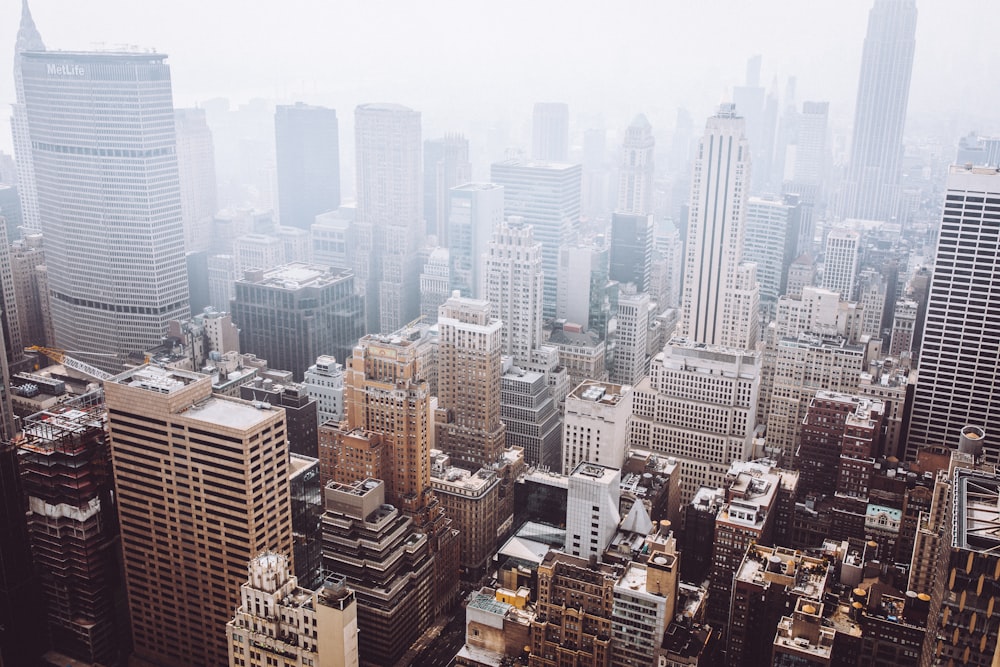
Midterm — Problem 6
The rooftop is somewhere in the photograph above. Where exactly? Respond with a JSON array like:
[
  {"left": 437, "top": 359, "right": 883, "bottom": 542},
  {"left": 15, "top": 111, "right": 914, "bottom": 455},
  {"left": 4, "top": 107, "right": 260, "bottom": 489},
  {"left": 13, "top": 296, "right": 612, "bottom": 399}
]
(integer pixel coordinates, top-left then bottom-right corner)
[
  {"left": 182, "top": 396, "right": 278, "bottom": 430},
  {"left": 241, "top": 262, "right": 353, "bottom": 289},
  {"left": 952, "top": 468, "right": 1000, "bottom": 552},
  {"left": 113, "top": 365, "right": 204, "bottom": 393},
  {"left": 570, "top": 380, "right": 630, "bottom": 405}
]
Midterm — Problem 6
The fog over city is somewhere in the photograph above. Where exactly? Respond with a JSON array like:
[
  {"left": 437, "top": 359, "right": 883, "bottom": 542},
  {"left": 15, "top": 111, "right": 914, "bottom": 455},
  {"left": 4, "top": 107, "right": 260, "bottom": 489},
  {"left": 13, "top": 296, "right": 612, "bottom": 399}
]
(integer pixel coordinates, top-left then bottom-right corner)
[
  {"left": 2, "top": 0, "right": 999, "bottom": 164},
  {"left": 5, "top": 1, "right": 1000, "bottom": 666}
]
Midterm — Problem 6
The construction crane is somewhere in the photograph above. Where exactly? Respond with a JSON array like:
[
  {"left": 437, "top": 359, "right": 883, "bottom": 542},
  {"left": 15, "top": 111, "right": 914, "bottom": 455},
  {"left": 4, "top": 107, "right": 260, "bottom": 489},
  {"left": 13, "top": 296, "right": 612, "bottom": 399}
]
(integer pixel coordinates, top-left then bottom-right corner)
[{"left": 25, "top": 346, "right": 114, "bottom": 382}]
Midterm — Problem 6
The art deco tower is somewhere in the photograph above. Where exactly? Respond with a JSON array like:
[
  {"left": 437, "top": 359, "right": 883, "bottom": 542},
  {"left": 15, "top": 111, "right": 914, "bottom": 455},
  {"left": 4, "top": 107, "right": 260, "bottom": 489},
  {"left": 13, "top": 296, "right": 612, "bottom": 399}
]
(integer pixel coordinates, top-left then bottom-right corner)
[
  {"left": 11, "top": 0, "right": 45, "bottom": 232},
  {"left": 19, "top": 49, "right": 190, "bottom": 367},
  {"left": 483, "top": 218, "right": 544, "bottom": 366},
  {"left": 679, "top": 104, "right": 759, "bottom": 350},
  {"left": 840, "top": 0, "right": 917, "bottom": 221},
  {"left": 617, "top": 114, "right": 655, "bottom": 216}
]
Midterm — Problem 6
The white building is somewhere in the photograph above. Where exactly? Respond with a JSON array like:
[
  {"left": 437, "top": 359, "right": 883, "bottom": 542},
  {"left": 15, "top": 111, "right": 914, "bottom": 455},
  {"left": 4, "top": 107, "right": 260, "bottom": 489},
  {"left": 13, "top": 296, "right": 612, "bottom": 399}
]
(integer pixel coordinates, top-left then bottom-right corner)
[
  {"left": 484, "top": 218, "right": 544, "bottom": 366},
  {"left": 226, "top": 552, "right": 359, "bottom": 667},
  {"left": 531, "top": 102, "right": 569, "bottom": 163},
  {"left": 821, "top": 227, "right": 861, "bottom": 300},
  {"left": 419, "top": 247, "right": 451, "bottom": 323},
  {"left": 617, "top": 114, "right": 655, "bottom": 216},
  {"left": 563, "top": 381, "right": 634, "bottom": 474},
  {"left": 566, "top": 462, "right": 621, "bottom": 562},
  {"left": 175, "top": 108, "right": 218, "bottom": 253},
  {"left": 679, "top": 104, "right": 759, "bottom": 351},
  {"left": 305, "top": 355, "right": 345, "bottom": 425},
  {"left": 610, "top": 291, "right": 650, "bottom": 386}
]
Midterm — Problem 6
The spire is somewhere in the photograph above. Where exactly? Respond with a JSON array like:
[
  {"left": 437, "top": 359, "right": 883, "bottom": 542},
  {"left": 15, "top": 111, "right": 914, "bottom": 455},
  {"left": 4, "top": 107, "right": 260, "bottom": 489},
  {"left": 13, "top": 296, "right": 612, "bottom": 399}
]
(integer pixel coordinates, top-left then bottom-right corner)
[{"left": 16, "top": 0, "right": 46, "bottom": 57}]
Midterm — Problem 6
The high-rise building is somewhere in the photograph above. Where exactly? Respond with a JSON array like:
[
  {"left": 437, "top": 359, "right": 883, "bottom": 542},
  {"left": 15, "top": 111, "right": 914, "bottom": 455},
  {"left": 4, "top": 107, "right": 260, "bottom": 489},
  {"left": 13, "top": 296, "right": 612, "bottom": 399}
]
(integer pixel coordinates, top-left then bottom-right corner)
[
  {"left": 562, "top": 380, "right": 633, "bottom": 473},
  {"left": 790, "top": 101, "right": 829, "bottom": 191},
  {"left": 907, "top": 166, "right": 1000, "bottom": 460},
  {"left": 419, "top": 247, "right": 451, "bottom": 323},
  {"left": 821, "top": 228, "right": 861, "bottom": 300},
  {"left": 840, "top": 0, "right": 917, "bottom": 221},
  {"left": 175, "top": 108, "right": 218, "bottom": 252},
  {"left": 354, "top": 103, "right": 423, "bottom": 333},
  {"left": 0, "top": 218, "right": 23, "bottom": 370},
  {"left": 106, "top": 366, "right": 293, "bottom": 667},
  {"left": 11, "top": 0, "right": 45, "bottom": 232},
  {"left": 531, "top": 102, "right": 570, "bottom": 162},
  {"left": 320, "top": 479, "right": 436, "bottom": 666},
  {"left": 287, "top": 454, "right": 324, "bottom": 590},
  {"left": 609, "top": 290, "right": 650, "bottom": 386},
  {"left": 491, "top": 160, "right": 581, "bottom": 319},
  {"left": 19, "top": 398, "right": 122, "bottom": 666},
  {"left": 226, "top": 552, "right": 359, "bottom": 667},
  {"left": 447, "top": 183, "right": 504, "bottom": 299},
  {"left": 231, "top": 263, "right": 365, "bottom": 381},
  {"left": 424, "top": 134, "right": 471, "bottom": 242},
  {"left": 240, "top": 378, "right": 319, "bottom": 458},
  {"left": 9, "top": 231, "right": 49, "bottom": 351},
  {"left": 304, "top": 355, "right": 345, "bottom": 425},
  {"left": 435, "top": 294, "right": 507, "bottom": 470},
  {"left": 679, "top": 104, "right": 760, "bottom": 351},
  {"left": 484, "top": 218, "right": 544, "bottom": 365},
  {"left": 743, "top": 195, "right": 802, "bottom": 322},
  {"left": 275, "top": 103, "right": 340, "bottom": 230},
  {"left": 565, "top": 462, "right": 621, "bottom": 562},
  {"left": 617, "top": 114, "right": 655, "bottom": 215},
  {"left": 500, "top": 362, "right": 562, "bottom": 469},
  {"left": 20, "top": 50, "right": 190, "bottom": 368},
  {"left": 608, "top": 212, "right": 654, "bottom": 292}
]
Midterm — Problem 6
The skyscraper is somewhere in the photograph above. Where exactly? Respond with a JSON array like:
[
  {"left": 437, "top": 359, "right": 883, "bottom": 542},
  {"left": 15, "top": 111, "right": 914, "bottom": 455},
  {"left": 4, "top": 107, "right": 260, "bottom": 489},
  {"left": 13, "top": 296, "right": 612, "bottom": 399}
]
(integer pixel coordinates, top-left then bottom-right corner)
[
  {"left": 491, "top": 159, "right": 581, "bottom": 319},
  {"left": 424, "top": 134, "right": 471, "bottom": 243},
  {"left": 608, "top": 212, "right": 654, "bottom": 292},
  {"left": 679, "top": 104, "right": 759, "bottom": 351},
  {"left": 354, "top": 103, "right": 423, "bottom": 333},
  {"left": 11, "top": 0, "right": 45, "bottom": 233},
  {"left": 742, "top": 194, "right": 803, "bottom": 321},
  {"left": 484, "top": 218, "right": 544, "bottom": 365},
  {"left": 19, "top": 50, "right": 190, "bottom": 368},
  {"left": 821, "top": 228, "right": 861, "bottom": 300},
  {"left": 106, "top": 366, "right": 293, "bottom": 667},
  {"left": 906, "top": 165, "right": 1000, "bottom": 460},
  {"left": 447, "top": 182, "right": 504, "bottom": 299},
  {"left": 840, "top": 0, "right": 918, "bottom": 221},
  {"left": 175, "top": 107, "right": 218, "bottom": 252},
  {"left": 617, "top": 114, "right": 655, "bottom": 215},
  {"left": 435, "top": 294, "right": 506, "bottom": 470},
  {"left": 275, "top": 103, "right": 340, "bottom": 230},
  {"left": 531, "top": 102, "right": 570, "bottom": 162}
]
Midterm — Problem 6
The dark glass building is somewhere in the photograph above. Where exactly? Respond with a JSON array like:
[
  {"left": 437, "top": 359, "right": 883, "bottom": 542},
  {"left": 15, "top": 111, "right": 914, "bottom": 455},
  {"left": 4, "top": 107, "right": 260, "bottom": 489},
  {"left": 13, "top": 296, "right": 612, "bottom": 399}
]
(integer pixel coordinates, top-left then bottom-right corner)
[{"left": 275, "top": 103, "right": 340, "bottom": 230}]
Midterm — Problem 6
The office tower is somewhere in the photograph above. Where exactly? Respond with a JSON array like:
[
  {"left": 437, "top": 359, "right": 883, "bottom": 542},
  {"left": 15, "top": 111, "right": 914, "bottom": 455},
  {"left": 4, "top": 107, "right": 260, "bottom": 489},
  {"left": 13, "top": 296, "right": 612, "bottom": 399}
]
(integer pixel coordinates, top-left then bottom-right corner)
[
  {"left": 0, "top": 218, "right": 23, "bottom": 369},
  {"left": 12, "top": 0, "right": 45, "bottom": 232},
  {"left": 484, "top": 218, "right": 544, "bottom": 365},
  {"left": 20, "top": 51, "right": 189, "bottom": 368},
  {"left": 680, "top": 104, "right": 760, "bottom": 351},
  {"left": 857, "top": 269, "right": 888, "bottom": 340},
  {"left": 791, "top": 101, "right": 829, "bottom": 191},
  {"left": 609, "top": 212, "right": 654, "bottom": 292},
  {"left": 889, "top": 299, "right": 917, "bottom": 357},
  {"left": 275, "top": 103, "right": 340, "bottom": 230},
  {"left": 436, "top": 294, "right": 506, "bottom": 470},
  {"left": 231, "top": 263, "right": 364, "bottom": 381},
  {"left": 354, "top": 103, "right": 423, "bottom": 333},
  {"left": 448, "top": 183, "right": 504, "bottom": 299},
  {"left": 232, "top": 232, "right": 284, "bottom": 275},
  {"left": 743, "top": 195, "right": 802, "bottom": 322},
  {"left": 821, "top": 228, "right": 861, "bottom": 299},
  {"left": 565, "top": 462, "right": 621, "bottom": 561},
  {"left": 304, "top": 355, "right": 345, "bottom": 425},
  {"left": 19, "top": 399, "right": 122, "bottom": 666},
  {"left": 10, "top": 233, "right": 49, "bottom": 350},
  {"left": 419, "top": 247, "right": 450, "bottom": 322},
  {"left": 732, "top": 56, "right": 772, "bottom": 194},
  {"left": 491, "top": 160, "right": 581, "bottom": 319},
  {"left": 240, "top": 378, "right": 319, "bottom": 458},
  {"left": 320, "top": 479, "right": 436, "bottom": 666},
  {"left": 500, "top": 363, "right": 562, "bottom": 469},
  {"left": 612, "top": 538, "right": 682, "bottom": 667},
  {"left": 651, "top": 228, "right": 683, "bottom": 310},
  {"left": 424, "top": 134, "right": 471, "bottom": 242},
  {"left": 175, "top": 108, "right": 218, "bottom": 252},
  {"left": 562, "top": 381, "right": 633, "bottom": 473},
  {"left": 0, "top": 185, "right": 23, "bottom": 232},
  {"left": 556, "top": 244, "right": 603, "bottom": 326},
  {"left": 617, "top": 114, "right": 655, "bottom": 215},
  {"left": 629, "top": 341, "right": 760, "bottom": 503},
  {"left": 906, "top": 166, "right": 1000, "bottom": 461},
  {"left": 582, "top": 127, "right": 611, "bottom": 220},
  {"left": 430, "top": 452, "right": 501, "bottom": 576},
  {"left": 841, "top": 0, "right": 917, "bottom": 221},
  {"left": 226, "top": 552, "right": 359, "bottom": 667},
  {"left": 287, "top": 455, "right": 323, "bottom": 590},
  {"left": 956, "top": 133, "right": 1000, "bottom": 168},
  {"left": 610, "top": 290, "right": 650, "bottom": 386},
  {"left": 106, "top": 366, "right": 293, "bottom": 667},
  {"left": 531, "top": 102, "right": 570, "bottom": 162}
]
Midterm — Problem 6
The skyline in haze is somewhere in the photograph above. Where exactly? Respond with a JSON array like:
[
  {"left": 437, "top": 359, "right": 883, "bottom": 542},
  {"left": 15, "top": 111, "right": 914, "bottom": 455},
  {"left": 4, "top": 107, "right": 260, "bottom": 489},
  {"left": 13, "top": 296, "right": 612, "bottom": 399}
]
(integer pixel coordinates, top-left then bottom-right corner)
[{"left": 2, "top": 0, "right": 999, "bottom": 157}]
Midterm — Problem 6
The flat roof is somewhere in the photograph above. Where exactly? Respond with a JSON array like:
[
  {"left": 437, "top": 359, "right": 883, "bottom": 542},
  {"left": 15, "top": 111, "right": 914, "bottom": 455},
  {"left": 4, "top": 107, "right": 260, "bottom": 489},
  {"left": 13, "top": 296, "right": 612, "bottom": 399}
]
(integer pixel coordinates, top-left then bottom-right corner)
[{"left": 183, "top": 396, "right": 278, "bottom": 430}]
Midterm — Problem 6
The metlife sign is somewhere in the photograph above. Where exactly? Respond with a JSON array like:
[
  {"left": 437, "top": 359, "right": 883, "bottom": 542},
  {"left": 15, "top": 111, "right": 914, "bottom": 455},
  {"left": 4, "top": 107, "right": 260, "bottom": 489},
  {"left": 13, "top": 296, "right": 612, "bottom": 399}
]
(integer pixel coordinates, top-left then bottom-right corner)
[{"left": 46, "top": 63, "right": 86, "bottom": 77}]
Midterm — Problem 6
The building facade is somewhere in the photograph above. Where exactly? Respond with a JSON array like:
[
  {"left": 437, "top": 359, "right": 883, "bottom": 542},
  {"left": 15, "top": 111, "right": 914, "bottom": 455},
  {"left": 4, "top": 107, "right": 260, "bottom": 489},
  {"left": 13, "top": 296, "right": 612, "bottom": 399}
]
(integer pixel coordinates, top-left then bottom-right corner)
[{"left": 275, "top": 103, "right": 340, "bottom": 230}]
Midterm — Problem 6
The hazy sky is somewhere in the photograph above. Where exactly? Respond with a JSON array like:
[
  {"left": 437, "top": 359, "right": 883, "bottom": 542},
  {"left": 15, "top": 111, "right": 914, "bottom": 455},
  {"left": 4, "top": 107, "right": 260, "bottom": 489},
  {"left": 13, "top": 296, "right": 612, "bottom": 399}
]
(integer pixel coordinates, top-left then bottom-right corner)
[{"left": 2, "top": 0, "right": 999, "bottom": 155}]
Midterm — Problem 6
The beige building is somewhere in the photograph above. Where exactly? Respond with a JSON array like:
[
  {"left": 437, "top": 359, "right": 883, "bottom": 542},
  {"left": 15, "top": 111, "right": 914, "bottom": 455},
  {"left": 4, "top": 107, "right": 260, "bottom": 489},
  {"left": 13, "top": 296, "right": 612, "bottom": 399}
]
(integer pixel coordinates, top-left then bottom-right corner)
[
  {"left": 431, "top": 451, "right": 501, "bottom": 576},
  {"left": 106, "top": 366, "right": 293, "bottom": 667},
  {"left": 226, "top": 552, "right": 359, "bottom": 667}
]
